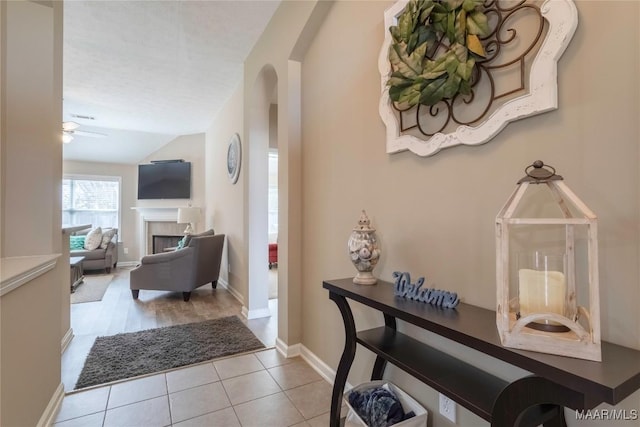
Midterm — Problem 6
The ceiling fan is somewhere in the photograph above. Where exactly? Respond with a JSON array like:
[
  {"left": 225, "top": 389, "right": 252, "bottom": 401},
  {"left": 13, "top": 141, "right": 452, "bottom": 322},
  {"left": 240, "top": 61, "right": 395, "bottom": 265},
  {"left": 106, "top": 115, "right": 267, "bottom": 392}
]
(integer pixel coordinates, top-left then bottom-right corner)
[{"left": 62, "top": 121, "right": 107, "bottom": 143}]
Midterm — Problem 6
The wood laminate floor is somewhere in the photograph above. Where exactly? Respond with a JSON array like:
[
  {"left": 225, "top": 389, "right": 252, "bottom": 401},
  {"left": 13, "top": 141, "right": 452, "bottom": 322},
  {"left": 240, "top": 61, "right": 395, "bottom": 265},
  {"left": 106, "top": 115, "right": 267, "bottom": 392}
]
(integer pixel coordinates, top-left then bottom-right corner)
[{"left": 62, "top": 267, "right": 278, "bottom": 391}]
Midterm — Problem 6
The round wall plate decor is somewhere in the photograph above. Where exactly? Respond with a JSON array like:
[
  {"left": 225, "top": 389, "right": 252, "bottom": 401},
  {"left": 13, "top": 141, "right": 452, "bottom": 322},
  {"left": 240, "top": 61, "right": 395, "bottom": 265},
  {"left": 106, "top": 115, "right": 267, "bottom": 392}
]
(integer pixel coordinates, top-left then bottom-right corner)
[{"left": 226, "top": 133, "right": 241, "bottom": 184}]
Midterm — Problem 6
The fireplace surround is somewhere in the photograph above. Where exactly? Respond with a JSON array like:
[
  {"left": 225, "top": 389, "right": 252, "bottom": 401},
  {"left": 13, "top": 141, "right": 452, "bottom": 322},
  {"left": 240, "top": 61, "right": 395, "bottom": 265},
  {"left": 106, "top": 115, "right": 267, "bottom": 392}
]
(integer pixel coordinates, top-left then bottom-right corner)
[{"left": 132, "top": 207, "right": 189, "bottom": 257}]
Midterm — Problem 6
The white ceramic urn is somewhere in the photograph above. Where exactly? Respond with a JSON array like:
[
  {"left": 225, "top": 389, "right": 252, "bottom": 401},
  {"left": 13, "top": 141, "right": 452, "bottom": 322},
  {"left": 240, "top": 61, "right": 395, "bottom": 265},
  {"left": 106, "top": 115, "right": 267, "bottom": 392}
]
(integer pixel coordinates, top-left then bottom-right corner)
[{"left": 348, "top": 210, "right": 380, "bottom": 285}]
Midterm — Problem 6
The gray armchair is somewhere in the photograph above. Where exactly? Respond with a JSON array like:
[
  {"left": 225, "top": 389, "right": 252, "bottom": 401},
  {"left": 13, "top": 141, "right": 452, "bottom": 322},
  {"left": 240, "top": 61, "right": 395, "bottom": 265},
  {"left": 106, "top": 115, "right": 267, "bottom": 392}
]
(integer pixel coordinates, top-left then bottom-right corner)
[{"left": 130, "top": 233, "right": 225, "bottom": 301}]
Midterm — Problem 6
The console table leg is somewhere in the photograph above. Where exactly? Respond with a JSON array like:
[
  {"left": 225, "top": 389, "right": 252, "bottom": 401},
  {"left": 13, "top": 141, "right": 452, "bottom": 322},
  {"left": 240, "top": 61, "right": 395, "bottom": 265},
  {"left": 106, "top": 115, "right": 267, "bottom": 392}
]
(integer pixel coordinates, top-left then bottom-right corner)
[
  {"left": 329, "top": 292, "right": 357, "bottom": 427},
  {"left": 371, "top": 357, "right": 386, "bottom": 381},
  {"left": 371, "top": 314, "right": 396, "bottom": 381},
  {"left": 492, "top": 375, "right": 583, "bottom": 427}
]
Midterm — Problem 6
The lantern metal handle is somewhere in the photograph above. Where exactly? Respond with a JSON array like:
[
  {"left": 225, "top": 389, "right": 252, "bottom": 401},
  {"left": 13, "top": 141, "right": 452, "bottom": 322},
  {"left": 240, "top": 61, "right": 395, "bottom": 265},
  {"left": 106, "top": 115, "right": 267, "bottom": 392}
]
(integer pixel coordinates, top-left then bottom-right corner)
[{"left": 518, "top": 160, "right": 564, "bottom": 184}]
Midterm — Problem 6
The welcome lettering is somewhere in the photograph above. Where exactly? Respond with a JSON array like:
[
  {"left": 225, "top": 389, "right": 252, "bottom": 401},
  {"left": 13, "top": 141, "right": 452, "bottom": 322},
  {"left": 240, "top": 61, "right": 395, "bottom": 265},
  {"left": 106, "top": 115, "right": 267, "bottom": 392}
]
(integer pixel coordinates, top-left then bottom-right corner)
[{"left": 392, "top": 272, "right": 460, "bottom": 309}]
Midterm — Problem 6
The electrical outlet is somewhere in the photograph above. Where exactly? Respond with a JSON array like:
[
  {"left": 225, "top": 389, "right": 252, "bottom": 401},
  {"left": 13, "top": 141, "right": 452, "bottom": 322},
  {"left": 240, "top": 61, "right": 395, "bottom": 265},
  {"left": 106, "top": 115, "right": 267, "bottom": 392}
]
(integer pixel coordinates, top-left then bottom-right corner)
[
  {"left": 439, "top": 393, "right": 457, "bottom": 424},
  {"left": 123, "top": 247, "right": 129, "bottom": 255}
]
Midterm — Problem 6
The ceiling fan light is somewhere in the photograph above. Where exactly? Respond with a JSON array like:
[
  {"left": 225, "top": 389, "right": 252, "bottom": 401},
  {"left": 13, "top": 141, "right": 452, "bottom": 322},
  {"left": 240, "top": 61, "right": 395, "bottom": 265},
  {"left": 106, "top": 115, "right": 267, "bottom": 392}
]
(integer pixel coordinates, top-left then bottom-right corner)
[{"left": 62, "top": 132, "right": 73, "bottom": 144}]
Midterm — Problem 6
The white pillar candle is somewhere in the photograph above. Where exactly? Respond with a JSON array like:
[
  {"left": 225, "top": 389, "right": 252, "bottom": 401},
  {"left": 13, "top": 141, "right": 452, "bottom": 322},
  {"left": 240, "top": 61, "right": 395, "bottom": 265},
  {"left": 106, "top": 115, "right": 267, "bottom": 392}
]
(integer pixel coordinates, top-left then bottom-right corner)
[{"left": 518, "top": 268, "right": 566, "bottom": 320}]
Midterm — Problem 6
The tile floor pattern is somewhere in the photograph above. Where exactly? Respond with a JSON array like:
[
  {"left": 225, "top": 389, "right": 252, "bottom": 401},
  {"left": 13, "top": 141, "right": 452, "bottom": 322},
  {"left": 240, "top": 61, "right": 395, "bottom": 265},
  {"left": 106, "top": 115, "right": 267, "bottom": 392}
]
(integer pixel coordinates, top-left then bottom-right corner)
[{"left": 55, "top": 349, "right": 347, "bottom": 427}]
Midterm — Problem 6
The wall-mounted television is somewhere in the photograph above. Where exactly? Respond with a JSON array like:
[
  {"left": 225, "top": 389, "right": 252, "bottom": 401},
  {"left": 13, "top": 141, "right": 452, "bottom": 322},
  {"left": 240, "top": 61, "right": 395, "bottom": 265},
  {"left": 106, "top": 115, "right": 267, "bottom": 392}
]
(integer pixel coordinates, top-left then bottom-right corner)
[{"left": 137, "top": 161, "right": 191, "bottom": 200}]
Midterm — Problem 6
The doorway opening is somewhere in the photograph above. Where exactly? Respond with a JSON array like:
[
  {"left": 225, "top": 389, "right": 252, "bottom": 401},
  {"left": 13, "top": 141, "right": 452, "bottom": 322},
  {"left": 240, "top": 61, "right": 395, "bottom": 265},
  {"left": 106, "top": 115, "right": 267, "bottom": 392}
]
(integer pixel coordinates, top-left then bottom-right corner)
[
  {"left": 246, "top": 65, "right": 278, "bottom": 321},
  {"left": 268, "top": 146, "right": 279, "bottom": 300}
]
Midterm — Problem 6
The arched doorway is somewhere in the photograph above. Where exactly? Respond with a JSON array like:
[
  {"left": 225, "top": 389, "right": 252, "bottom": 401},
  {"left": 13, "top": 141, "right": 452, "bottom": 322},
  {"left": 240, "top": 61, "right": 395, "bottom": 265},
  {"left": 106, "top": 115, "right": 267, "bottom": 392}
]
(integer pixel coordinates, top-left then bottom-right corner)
[
  {"left": 245, "top": 65, "right": 278, "bottom": 322},
  {"left": 245, "top": 60, "right": 304, "bottom": 354}
]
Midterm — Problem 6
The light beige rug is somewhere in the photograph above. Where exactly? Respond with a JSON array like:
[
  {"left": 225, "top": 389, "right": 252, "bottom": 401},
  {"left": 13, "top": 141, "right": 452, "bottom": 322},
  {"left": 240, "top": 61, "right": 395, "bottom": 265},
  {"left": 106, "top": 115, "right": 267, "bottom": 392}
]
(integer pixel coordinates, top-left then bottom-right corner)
[{"left": 71, "top": 274, "right": 114, "bottom": 304}]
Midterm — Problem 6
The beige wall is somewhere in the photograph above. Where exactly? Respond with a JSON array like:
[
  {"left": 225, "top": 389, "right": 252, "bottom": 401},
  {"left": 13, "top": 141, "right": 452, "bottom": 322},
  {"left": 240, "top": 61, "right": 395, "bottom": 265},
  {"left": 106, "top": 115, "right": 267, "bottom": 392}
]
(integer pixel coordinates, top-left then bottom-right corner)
[
  {"left": 269, "top": 103, "right": 277, "bottom": 150},
  {"left": 204, "top": 0, "right": 331, "bottom": 335},
  {"left": 206, "top": 83, "right": 244, "bottom": 294},
  {"left": 2, "top": 0, "right": 62, "bottom": 257},
  {"left": 206, "top": 0, "right": 640, "bottom": 425},
  {"left": 299, "top": 0, "right": 639, "bottom": 425},
  {"left": 0, "top": 1, "right": 64, "bottom": 425},
  {"left": 242, "top": 0, "right": 333, "bottom": 342}
]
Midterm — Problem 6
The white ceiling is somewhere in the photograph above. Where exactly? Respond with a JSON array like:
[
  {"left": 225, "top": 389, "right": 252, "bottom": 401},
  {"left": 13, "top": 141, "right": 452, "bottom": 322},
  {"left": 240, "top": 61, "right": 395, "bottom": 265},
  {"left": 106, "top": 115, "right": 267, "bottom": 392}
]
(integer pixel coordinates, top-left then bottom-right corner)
[{"left": 62, "top": 0, "right": 280, "bottom": 165}]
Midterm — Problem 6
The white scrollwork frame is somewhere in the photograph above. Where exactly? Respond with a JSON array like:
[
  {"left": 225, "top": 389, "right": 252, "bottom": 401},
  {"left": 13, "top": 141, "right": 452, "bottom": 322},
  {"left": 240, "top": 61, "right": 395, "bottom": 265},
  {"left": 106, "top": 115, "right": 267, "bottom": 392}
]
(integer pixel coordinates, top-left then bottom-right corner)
[{"left": 379, "top": 0, "right": 578, "bottom": 157}]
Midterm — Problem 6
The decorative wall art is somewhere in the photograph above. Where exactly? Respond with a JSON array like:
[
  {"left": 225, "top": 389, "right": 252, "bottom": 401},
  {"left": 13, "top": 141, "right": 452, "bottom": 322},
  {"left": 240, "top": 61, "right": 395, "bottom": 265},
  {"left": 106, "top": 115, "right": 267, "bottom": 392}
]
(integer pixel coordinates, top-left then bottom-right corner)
[
  {"left": 378, "top": 0, "right": 578, "bottom": 157},
  {"left": 227, "top": 133, "right": 241, "bottom": 184}
]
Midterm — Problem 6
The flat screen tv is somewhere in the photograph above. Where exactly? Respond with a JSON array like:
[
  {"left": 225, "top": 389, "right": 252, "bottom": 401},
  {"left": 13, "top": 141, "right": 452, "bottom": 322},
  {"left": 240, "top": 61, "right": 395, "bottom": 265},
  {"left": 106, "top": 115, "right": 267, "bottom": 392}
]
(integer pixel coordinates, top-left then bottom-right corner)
[{"left": 137, "top": 161, "right": 191, "bottom": 199}]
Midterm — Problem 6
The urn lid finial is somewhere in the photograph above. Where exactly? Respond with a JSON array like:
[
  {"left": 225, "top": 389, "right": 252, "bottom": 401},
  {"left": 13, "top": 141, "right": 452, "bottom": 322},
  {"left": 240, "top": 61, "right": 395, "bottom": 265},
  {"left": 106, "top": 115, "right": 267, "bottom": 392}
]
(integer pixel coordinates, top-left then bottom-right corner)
[{"left": 354, "top": 210, "right": 375, "bottom": 232}]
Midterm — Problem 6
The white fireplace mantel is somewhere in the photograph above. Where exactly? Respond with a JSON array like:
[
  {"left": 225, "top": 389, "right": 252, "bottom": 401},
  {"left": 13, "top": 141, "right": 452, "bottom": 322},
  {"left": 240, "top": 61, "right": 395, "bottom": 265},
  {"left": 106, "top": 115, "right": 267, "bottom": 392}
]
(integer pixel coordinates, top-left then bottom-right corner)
[
  {"left": 132, "top": 207, "right": 180, "bottom": 257},
  {"left": 131, "top": 206, "right": 179, "bottom": 221}
]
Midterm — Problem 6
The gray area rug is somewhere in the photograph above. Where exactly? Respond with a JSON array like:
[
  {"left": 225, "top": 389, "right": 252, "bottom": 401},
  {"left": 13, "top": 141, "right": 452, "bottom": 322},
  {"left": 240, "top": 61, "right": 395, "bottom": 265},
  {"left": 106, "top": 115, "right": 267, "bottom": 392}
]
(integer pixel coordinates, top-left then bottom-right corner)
[
  {"left": 75, "top": 316, "right": 265, "bottom": 389},
  {"left": 71, "top": 274, "right": 113, "bottom": 304}
]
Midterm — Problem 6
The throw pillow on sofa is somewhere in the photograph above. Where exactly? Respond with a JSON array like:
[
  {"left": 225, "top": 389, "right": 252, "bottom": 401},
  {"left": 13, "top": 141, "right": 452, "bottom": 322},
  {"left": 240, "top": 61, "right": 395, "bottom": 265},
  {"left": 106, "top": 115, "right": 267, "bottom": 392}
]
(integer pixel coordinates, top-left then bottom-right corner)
[
  {"left": 84, "top": 227, "right": 103, "bottom": 250},
  {"left": 100, "top": 228, "right": 117, "bottom": 249},
  {"left": 70, "top": 235, "right": 86, "bottom": 251}
]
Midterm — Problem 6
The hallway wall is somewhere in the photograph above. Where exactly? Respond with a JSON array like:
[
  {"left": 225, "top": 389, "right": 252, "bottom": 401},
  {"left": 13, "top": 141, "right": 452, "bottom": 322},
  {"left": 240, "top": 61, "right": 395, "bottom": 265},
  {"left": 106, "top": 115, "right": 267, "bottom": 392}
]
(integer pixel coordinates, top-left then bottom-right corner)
[
  {"left": 205, "top": 1, "right": 640, "bottom": 425},
  {"left": 299, "top": 1, "right": 640, "bottom": 425}
]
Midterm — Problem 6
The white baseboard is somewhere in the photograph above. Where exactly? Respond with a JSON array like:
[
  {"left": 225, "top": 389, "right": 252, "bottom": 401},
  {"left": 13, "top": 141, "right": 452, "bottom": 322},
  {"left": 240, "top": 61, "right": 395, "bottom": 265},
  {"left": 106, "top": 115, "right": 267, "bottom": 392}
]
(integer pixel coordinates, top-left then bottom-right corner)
[
  {"left": 220, "top": 279, "right": 271, "bottom": 320},
  {"left": 241, "top": 305, "right": 272, "bottom": 320},
  {"left": 219, "top": 278, "right": 245, "bottom": 305},
  {"left": 275, "top": 338, "right": 301, "bottom": 358},
  {"left": 37, "top": 382, "right": 64, "bottom": 427},
  {"left": 300, "top": 345, "right": 340, "bottom": 386},
  {"left": 61, "top": 328, "right": 74, "bottom": 354},
  {"left": 116, "top": 261, "right": 138, "bottom": 267},
  {"left": 274, "top": 340, "right": 354, "bottom": 392}
]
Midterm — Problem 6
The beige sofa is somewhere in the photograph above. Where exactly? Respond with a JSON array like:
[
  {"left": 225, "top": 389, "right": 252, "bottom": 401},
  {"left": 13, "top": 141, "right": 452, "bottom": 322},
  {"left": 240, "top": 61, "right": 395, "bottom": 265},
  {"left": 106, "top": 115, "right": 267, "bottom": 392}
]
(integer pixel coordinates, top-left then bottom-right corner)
[
  {"left": 71, "top": 227, "right": 119, "bottom": 273},
  {"left": 130, "top": 230, "right": 224, "bottom": 301}
]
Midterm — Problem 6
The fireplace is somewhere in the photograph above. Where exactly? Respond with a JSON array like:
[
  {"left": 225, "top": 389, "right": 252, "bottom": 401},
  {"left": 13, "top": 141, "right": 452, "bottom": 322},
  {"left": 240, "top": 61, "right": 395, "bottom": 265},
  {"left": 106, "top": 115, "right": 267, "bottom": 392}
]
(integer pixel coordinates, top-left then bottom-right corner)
[
  {"left": 132, "top": 207, "right": 189, "bottom": 257},
  {"left": 152, "top": 235, "right": 183, "bottom": 253}
]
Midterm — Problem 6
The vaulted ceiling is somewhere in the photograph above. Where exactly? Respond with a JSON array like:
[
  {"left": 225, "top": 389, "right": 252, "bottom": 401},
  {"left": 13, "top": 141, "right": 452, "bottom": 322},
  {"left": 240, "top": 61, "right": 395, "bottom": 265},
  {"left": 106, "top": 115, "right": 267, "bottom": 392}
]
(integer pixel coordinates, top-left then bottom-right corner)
[{"left": 62, "top": 0, "right": 280, "bottom": 164}]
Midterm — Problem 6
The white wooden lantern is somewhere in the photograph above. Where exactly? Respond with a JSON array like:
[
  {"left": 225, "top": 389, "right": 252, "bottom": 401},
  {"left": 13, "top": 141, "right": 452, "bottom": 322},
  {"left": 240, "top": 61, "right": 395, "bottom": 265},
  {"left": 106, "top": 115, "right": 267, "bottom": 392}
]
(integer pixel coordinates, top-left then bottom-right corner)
[{"left": 495, "top": 161, "right": 601, "bottom": 361}]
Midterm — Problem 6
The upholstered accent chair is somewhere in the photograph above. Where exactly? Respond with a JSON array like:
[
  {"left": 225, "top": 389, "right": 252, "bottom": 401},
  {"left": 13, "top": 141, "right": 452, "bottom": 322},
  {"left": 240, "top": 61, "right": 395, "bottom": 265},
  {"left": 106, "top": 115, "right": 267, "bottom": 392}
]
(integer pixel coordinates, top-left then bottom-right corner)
[{"left": 130, "top": 231, "right": 224, "bottom": 302}]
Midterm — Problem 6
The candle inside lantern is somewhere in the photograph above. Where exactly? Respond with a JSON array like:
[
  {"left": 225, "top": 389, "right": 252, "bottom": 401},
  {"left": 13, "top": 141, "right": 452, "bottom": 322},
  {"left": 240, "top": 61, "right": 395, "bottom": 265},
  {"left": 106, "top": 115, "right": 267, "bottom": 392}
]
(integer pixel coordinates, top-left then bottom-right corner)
[{"left": 518, "top": 268, "right": 566, "bottom": 329}]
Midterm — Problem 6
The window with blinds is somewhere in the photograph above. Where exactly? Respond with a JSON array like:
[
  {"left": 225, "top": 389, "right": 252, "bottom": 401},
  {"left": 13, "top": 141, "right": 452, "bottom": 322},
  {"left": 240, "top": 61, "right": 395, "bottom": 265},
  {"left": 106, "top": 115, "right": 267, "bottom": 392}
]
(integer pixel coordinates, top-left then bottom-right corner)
[{"left": 63, "top": 175, "right": 121, "bottom": 236}]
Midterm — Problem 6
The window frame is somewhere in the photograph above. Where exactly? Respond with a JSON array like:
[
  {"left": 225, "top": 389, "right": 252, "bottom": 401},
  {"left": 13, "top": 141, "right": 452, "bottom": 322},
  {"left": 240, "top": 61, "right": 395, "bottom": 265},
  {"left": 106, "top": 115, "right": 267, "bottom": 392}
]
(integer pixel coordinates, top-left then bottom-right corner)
[{"left": 63, "top": 173, "right": 122, "bottom": 239}]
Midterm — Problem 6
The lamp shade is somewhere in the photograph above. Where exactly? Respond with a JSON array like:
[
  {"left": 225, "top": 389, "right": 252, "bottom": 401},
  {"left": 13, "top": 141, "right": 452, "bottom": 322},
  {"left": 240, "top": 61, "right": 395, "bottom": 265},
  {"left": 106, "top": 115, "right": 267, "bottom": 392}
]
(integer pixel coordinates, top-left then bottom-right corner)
[
  {"left": 177, "top": 207, "right": 201, "bottom": 226},
  {"left": 178, "top": 207, "right": 200, "bottom": 224}
]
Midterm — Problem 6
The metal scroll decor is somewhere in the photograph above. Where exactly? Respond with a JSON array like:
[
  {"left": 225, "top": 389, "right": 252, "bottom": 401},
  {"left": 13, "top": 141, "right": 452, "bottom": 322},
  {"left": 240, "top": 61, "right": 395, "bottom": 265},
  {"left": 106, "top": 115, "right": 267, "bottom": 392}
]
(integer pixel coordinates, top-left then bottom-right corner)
[{"left": 379, "top": 0, "right": 578, "bottom": 157}]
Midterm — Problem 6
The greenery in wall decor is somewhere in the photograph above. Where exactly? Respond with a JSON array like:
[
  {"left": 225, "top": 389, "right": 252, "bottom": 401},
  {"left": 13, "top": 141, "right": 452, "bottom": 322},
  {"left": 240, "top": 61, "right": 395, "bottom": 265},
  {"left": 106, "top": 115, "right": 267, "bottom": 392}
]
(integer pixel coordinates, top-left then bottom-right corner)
[{"left": 388, "top": 0, "right": 490, "bottom": 108}]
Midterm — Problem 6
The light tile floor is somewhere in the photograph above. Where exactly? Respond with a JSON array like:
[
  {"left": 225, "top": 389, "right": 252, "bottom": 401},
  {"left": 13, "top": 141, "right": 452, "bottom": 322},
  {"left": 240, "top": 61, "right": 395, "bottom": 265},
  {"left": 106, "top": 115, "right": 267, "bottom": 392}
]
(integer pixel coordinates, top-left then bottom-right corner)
[{"left": 54, "top": 349, "right": 346, "bottom": 427}]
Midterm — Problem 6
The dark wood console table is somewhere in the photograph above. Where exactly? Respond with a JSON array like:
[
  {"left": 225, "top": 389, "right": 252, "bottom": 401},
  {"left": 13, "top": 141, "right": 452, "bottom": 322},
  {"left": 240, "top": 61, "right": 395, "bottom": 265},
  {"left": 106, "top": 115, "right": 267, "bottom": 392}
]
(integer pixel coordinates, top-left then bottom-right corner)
[{"left": 324, "top": 278, "right": 640, "bottom": 427}]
